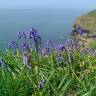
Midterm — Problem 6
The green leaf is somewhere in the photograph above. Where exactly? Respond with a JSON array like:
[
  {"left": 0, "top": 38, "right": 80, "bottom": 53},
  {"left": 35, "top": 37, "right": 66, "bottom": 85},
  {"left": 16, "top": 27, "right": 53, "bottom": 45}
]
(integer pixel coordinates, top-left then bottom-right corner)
[{"left": 57, "top": 74, "right": 68, "bottom": 91}]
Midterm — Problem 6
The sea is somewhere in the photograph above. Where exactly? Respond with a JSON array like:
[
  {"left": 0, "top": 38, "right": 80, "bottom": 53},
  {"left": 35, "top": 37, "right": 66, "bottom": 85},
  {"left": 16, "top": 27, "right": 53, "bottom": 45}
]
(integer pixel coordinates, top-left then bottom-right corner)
[{"left": 0, "top": 9, "right": 91, "bottom": 48}]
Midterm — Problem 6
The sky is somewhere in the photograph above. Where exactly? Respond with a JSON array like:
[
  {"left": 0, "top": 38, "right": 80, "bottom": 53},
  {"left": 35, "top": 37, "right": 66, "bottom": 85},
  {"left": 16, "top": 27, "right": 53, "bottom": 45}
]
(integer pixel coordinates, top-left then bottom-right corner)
[{"left": 0, "top": 0, "right": 96, "bottom": 10}]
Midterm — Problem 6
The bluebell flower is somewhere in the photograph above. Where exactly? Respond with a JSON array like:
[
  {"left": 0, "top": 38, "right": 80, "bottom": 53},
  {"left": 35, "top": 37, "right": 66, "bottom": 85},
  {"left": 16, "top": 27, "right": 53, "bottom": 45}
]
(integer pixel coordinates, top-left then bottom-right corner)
[
  {"left": 38, "top": 79, "right": 45, "bottom": 88},
  {"left": 22, "top": 43, "right": 27, "bottom": 52},
  {"left": 41, "top": 48, "right": 46, "bottom": 55},
  {"left": 23, "top": 52, "right": 27, "bottom": 65},
  {"left": 69, "top": 50, "right": 74, "bottom": 63},
  {"left": 34, "top": 32, "right": 41, "bottom": 43},
  {"left": 22, "top": 32, "right": 27, "bottom": 41},
  {"left": 57, "top": 44, "right": 66, "bottom": 52},
  {"left": 41, "top": 47, "right": 50, "bottom": 56},
  {"left": 29, "top": 29, "right": 34, "bottom": 39},
  {"left": 29, "top": 28, "right": 41, "bottom": 55},
  {"left": 0, "top": 58, "right": 3, "bottom": 67},
  {"left": 41, "top": 40, "right": 53, "bottom": 56},
  {"left": 77, "top": 27, "right": 83, "bottom": 36},
  {"left": 56, "top": 44, "right": 67, "bottom": 64},
  {"left": 8, "top": 41, "right": 18, "bottom": 49},
  {"left": 46, "top": 40, "right": 54, "bottom": 51},
  {"left": 65, "top": 39, "right": 73, "bottom": 49},
  {"left": 17, "top": 32, "right": 22, "bottom": 39},
  {"left": 46, "top": 40, "right": 53, "bottom": 47},
  {"left": 29, "top": 28, "right": 41, "bottom": 43},
  {"left": 17, "top": 32, "right": 27, "bottom": 41},
  {"left": 57, "top": 53, "right": 66, "bottom": 64},
  {"left": 21, "top": 43, "right": 31, "bottom": 52},
  {"left": 57, "top": 54, "right": 61, "bottom": 64}
]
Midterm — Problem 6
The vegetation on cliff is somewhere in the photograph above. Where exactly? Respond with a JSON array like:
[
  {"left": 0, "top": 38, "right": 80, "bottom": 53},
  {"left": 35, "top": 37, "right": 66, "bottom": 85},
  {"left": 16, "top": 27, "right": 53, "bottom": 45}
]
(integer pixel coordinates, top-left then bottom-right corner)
[
  {"left": 74, "top": 10, "right": 96, "bottom": 48},
  {"left": 75, "top": 10, "right": 96, "bottom": 32}
]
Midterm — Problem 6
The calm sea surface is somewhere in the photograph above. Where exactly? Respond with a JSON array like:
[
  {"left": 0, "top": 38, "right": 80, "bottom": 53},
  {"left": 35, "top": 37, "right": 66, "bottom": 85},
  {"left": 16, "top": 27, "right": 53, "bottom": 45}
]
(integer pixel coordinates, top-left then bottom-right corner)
[{"left": 0, "top": 9, "right": 90, "bottom": 47}]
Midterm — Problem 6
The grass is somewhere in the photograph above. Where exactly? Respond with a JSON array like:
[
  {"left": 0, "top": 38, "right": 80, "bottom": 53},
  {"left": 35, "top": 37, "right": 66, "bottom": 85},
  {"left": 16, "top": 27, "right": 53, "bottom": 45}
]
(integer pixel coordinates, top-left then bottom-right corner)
[
  {"left": 87, "top": 10, "right": 96, "bottom": 17},
  {"left": 0, "top": 49, "right": 96, "bottom": 96},
  {"left": 88, "top": 39, "right": 96, "bottom": 48},
  {"left": 0, "top": 28, "right": 96, "bottom": 96}
]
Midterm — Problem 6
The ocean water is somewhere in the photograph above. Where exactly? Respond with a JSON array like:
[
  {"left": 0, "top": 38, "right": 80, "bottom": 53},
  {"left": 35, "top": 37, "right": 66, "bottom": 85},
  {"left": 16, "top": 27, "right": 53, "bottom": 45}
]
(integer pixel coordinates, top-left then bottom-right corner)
[{"left": 0, "top": 9, "right": 89, "bottom": 47}]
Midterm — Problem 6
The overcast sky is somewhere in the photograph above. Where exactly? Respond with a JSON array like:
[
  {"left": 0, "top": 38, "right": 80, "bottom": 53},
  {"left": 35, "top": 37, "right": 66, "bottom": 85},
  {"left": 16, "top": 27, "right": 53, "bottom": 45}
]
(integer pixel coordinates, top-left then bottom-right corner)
[{"left": 0, "top": 0, "right": 96, "bottom": 10}]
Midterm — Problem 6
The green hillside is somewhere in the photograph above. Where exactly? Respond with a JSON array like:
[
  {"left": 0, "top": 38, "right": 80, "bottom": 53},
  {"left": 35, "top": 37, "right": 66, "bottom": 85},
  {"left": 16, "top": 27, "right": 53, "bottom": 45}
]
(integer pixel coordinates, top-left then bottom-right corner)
[
  {"left": 75, "top": 10, "right": 96, "bottom": 32},
  {"left": 74, "top": 10, "right": 96, "bottom": 48}
]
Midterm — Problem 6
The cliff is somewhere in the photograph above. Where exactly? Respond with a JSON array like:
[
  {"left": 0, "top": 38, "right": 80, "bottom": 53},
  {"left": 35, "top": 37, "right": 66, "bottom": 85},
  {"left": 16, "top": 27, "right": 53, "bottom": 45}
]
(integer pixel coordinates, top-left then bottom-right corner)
[
  {"left": 74, "top": 10, "right": 96, "bottom": 48},
  {"left": 75, "top": 10, "right": 96, "bottom": 33}
]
